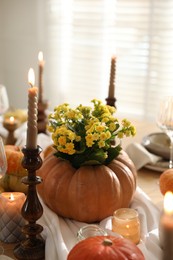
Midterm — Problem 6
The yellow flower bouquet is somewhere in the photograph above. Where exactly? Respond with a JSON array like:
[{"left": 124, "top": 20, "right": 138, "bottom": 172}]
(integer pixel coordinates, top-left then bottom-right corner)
[{"left": 47, "top": 99, "right": 136, "bottom": 168}]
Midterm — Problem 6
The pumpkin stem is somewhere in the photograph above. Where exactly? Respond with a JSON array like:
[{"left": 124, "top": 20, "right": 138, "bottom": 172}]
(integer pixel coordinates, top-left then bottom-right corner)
[{"left": 102, "top": 238, "right": 113, "bottom": 246}]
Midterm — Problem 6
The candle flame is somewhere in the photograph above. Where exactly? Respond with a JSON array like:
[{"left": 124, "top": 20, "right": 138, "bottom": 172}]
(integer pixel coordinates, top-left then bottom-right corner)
[
  {"left": 126, "top": 224, "right": 130, "bottom": 229},
  {"left": 38, "top": 51, "right": 43, "bottom": 61},
  {"left": 164, "top": 191, "right": 173, "bottom": 214},
  {"left": 9, "top": 116, "right": 14, "bottom": 123},
  {"left": 10, "top": 193, "right": 14, "bottom": 201},
  {"left": 28, "top": 68, "right": 35, "bottom": 87}
]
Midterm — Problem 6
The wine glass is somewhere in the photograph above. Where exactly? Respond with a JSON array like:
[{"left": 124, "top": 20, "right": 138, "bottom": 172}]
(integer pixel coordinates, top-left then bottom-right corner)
[
  {"left": 0, "top": 85, "right": 9, "bottom": 122},
  {"left": 157, "top": 96, "right": 173, "bottom": 169},
  {"left": 0, "top": 137, "right": 7, "bottom": 177},
  {"left": 0, "top": 136, "right": 7, "bottom": 255}
]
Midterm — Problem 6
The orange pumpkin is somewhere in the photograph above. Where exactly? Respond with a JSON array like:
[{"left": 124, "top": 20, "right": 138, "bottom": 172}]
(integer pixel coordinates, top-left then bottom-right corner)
[
  {"left": 159, "top": 169, "right": 173, "bottom": 195},
  {"left": 0, "top": 145, "right": 27, "bottom": 193},
  {"left": 5, "top": 145, "right": 26, "bottom": 177},
  {"left": 37, "top": 150, "right": 136, "bottom": 223},
  {"left": 67, "top": 236, "right": 144, "bottom": 260}
]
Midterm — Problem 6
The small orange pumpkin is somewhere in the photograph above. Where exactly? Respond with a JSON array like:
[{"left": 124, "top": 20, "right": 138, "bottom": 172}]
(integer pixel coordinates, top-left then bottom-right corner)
[
  {"left": 67, "top": 236, "right": 145, "bottom": 260},
  {"left": 0, "top": 145, "right": 27, "bottom": 193},
  {"left": 37, "top": 150, "right": 136, "bottom": 223},
  {"left": 5, "top": 145, "right": 26, "bottom": 177},
  {"left": 159, "top": 169, "right": 173, "bottom": 195}
]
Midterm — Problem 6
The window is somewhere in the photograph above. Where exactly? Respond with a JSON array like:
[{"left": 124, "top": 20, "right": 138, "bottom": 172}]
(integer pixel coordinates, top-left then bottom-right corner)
[{"left": 41, "top": 0, "right": 173, "bottom": 121}]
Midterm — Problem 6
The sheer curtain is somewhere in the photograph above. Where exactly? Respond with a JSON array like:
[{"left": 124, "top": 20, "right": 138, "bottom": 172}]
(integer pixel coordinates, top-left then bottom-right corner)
[{"left": 42, "top": 0, "right": 173, "bottom": 121}]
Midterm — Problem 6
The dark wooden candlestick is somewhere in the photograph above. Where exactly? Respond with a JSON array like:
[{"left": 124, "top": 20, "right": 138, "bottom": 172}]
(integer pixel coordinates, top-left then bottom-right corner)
[
  {"left": 106, "top": 96, "right": 116, "bottom": 107},
  {"left": 38, "top": 52, "right": 48, "bottom": 134},
  {"left": 13, "top": 145, "right": 45, "bottom": 260},
  {"left": 38, "top": 100, "right": 48, "bottom": 134}
]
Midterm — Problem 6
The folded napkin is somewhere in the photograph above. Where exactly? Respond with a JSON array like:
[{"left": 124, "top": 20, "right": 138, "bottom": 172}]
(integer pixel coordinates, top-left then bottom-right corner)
[{"left": 126, "top": 142, "right": 162, "bottom": 170}]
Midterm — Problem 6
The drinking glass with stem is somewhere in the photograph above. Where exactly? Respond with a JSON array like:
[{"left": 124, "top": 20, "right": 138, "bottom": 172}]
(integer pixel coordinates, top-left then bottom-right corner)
[
  {"left": 157, "top": 96, "right": 173, "bottom": 169},
  {"left": 0, "top": 136, "right": 7, "bottom": 254}
]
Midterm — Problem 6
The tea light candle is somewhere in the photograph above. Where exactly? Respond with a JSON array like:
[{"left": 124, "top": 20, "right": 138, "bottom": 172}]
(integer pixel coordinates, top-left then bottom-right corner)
[
  {"left": 108, "top": 55, "right": 116, "bottom": 99},
  {"left": 38, "top": 51, "right": 45, "bottom": 103},
  {"left": 26, "top": 68, "right": 38, "bottom": 149},
  {"left": 3, "top": 116, "right": 19, "bottom": 145},
  {"left": 3, "top": 116, "right": 19, "bottom": 132},
  {"left": 4, "top": 116, "right": 17, "bottom": 125},
  {"left": 112, "top": 208, "right": 140, "bottom": 244},
  {"left": 159, "top": 191, "right": 173, "bottom": 260},
  {"left": 0, "top": 192, "right": 26, "bottom": 243}
]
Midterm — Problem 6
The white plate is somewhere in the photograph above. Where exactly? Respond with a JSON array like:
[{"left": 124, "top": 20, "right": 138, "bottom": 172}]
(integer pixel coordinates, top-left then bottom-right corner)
[
  {"left": 142, "top": 132, "right": 170, "bottom": 160},
  {"left": 144, "top": 160, "right": 169, "bottom": 172}
]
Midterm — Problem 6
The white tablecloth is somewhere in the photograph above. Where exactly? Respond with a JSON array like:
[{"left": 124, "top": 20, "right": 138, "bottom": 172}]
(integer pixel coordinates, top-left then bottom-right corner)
[
  {"left": 0, "top": 125, "right": 163, "bottom": 260},
  {"left": 36, "top": 187, "right": 162, "bottom": 260}
]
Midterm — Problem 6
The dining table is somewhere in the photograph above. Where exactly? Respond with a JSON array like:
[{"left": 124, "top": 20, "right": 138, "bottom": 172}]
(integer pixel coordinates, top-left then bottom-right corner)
[{"left": 0, "top": 117, "right": 166, "bottom": 260}]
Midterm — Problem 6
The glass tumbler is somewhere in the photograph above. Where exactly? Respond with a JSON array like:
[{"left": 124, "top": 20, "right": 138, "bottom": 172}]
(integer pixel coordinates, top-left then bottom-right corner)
[
  {"left": 77, "top": 224, "right": 107, "bottom": 241},
  {"left": 112, "top": 208, "right": 140, "bottom": 244}
]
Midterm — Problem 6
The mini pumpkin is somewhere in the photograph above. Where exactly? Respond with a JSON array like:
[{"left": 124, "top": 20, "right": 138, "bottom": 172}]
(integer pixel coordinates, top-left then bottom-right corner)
[
  {"left": 67, "top": 236, "right": 145, "bottom": 260},
  {"left": 37, "top": 149, "right": 136, "bottom": 223},
  {"left": 159, "top": 169, "right": 173, "bottom": 195},
  {"left": 0, "top": 145, "right": 27, "bottom": 193}
]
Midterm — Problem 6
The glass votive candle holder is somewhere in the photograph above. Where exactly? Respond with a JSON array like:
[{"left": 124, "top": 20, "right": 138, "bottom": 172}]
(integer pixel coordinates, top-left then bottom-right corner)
[
  {"left": 112, "top": 208, "right": 140, "bottom": 244},
  {"left": 77, "top": 224, "right": 107, "bottom": 241}
]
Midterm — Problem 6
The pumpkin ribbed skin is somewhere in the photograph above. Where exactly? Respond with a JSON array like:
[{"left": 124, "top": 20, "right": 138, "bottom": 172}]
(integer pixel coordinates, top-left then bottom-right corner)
[
  {"left": 67, "top": 236, "right": 144, "bottom": 260},
  {"left": 37, "top": 150, "right": 136, "bottom": 223}
]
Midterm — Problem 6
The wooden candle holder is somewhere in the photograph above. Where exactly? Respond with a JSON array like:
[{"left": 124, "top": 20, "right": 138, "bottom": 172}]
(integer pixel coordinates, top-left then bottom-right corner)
[
  {"left": 37, "top": 100, "right": 48, "bottom": 134},
  {"left": 13, "top": 145, "right": 45, "bottom": 260},
  {"left": 3, "top": 119, "right": 19, "bottom": 145},
  {"left": 105, "top": 97, "right": 117, "bottom": 107}
]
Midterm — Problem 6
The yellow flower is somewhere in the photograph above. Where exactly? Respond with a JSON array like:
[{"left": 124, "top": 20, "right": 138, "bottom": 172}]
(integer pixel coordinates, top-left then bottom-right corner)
[
  {"left": 86, "top": 134, "right": 94, "bottom": 147},
  {"left": 67, "top": 131, "right": 75, "bottom": 141},
  {"left": 105, "top": 131, "right": 111, "bottom": 139},
  {"left": 75, "top": 135, "right": 81, "bottom": 142},
  {"left": 131, "top": 126, "right": 136, "bottom": 136},
  {"left": 95, "top": 125, "right": 105, "bottom": 132},
  {"left": 58, "top": 136, "right": 66, "bottom": 145},
  {"left": 65, "top": 143, "right": 75, "bottom": 154},
  {"left": 122, "top": 119, "right": 131, "bottom": 127},
  {"left": 93, "top": 133, "right": 99, "bottom": 141},
  {"left": 117, "top": 132, "right": 124, "bottom": 139},
  {"left": 101, "top": 117, "right": 109, "bottom": 123},
  {"left": 66, "top": 110, "right": 76, "bottom": 119},
  {"left": 98, "top": 140, "right": 105, "bottom": 148},
  {"left": 48, "top": 99, "right": 136, "bottom": 168},
  {"left": 100, "top": 132, "right": 108, "bottom": 141},
  {"left": 109, "top": 122, "right": 116, "bottom": 132}
]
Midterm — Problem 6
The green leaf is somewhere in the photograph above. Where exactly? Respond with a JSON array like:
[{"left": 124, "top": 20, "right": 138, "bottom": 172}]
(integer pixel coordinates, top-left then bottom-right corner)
[
  {"left": 105, "top": 145, "right": 122, "bottom": 165},
  {"left": 81, "top": 160, "right": 102, "bottom": 166}
]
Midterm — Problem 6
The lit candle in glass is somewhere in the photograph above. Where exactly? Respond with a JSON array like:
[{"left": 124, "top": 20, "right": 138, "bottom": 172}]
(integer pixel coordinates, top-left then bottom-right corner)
[
  {"left": 112, "top": 208, "right": 140, "bottom": 244},
  {"left": 3, "top": 116, "right": 19, "bottom": 127},
  {"left": 3, "top": 116, "right": 19, "bottom": 145},
  {"left": 0, "top": 192, "right": 26, "bottom": 243},
  {"left": 159, "top": 191, "right": 173, "bottom": 260},
  {"left": 26, "top": 68, "right": 38, "bottom": 149}
]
